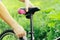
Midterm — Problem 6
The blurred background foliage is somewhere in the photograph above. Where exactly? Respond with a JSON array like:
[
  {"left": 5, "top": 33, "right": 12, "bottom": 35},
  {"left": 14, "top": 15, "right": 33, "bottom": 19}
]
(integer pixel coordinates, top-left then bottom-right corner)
[{"left": 0, "top": 0, "right": 60, "bottom": 40}]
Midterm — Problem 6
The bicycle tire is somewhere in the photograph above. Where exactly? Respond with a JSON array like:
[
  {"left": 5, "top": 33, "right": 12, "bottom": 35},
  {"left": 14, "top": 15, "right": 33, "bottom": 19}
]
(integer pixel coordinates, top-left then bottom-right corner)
[{"left": 0, "top": 30, "right": 24, "bottom": 40}]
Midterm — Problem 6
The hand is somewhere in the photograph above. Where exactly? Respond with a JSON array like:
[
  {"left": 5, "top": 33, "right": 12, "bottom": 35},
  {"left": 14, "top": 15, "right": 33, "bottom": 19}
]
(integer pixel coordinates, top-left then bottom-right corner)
[
  {"left": 26, "top": 7, "right": 29, "bottom": 12},
  {"left": 13, "top": 26, "right": 26, "bottom": 38},
  {"left": 25, "top": 0, "right": 30, "bottom": 12}
]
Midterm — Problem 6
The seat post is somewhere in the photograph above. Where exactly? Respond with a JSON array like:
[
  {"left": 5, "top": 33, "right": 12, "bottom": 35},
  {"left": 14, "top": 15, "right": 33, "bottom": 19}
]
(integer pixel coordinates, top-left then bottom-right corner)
[{"left": 30, "top": 13, "right": 34, "bottom": 40}]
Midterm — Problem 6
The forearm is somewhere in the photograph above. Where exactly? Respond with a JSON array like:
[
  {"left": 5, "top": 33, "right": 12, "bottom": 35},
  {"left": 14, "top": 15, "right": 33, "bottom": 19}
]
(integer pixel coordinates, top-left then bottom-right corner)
[
  {"left": 20, "top": 0, "right": 34, "bottom": 8},
  {"left": 0, "top": 2, "right": 23, "bottom": 29},
  {"left": 19, "top": 0, "right": 34, "bottom": 12}
]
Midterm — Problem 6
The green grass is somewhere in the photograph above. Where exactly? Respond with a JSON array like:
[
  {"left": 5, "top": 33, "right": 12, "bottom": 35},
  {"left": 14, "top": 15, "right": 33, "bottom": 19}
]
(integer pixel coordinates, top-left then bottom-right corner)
[{"left": 0, "top": 0, "right": 60, "bottom": 40}]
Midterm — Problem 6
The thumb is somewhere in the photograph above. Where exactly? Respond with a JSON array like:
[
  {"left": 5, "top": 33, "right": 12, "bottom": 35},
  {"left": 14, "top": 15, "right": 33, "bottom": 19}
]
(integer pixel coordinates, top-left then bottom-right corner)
[{"left": 26, "top": 7, "right": 28, "bottom": 12}]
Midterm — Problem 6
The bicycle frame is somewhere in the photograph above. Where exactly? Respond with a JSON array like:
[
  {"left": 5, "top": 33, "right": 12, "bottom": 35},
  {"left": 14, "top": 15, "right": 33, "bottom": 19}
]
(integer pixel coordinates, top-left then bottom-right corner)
[{"left": 0, "top": 7, "right": 40, "bottom": 40}]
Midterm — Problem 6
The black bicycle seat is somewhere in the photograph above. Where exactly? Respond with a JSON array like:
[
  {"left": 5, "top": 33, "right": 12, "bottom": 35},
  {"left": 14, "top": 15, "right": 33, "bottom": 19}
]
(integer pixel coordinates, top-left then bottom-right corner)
[
  {"left": 26, "top": 7, "right": 40, "bottom": 14},
  {"left": 20, "top": 7, "right": 40, "bottom": 19},
  {"left": 25, "top": 7, "right": 40, "bottom": 19}
]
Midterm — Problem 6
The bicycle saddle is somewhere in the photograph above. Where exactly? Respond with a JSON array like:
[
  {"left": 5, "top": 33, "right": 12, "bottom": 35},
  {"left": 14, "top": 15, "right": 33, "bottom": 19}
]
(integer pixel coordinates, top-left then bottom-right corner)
[
  {"left": 25, "top": 7, "right": 40, "bottom": 19},
  {"left": 18, "top": 7, "right": 40, "bottom": 19}
]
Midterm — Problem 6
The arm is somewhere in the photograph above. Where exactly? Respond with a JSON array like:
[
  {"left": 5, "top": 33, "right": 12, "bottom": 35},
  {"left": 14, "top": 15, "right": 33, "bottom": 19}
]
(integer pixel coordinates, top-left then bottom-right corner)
[
  {"left": 0, "top": 2, "right": 26, "bottom": 37},
  {"left": 19, "top": 0, "right": 34, "bottom": 12},
  {"left": 19, "top": 0, "right": 30, "bottom": 12}
]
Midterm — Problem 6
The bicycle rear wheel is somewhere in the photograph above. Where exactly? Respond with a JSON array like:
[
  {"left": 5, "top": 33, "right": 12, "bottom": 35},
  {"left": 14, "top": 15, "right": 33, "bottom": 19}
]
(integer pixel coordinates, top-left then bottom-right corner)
[{"left": 0, "top": 30, "right": 21, "bottom": 40}]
